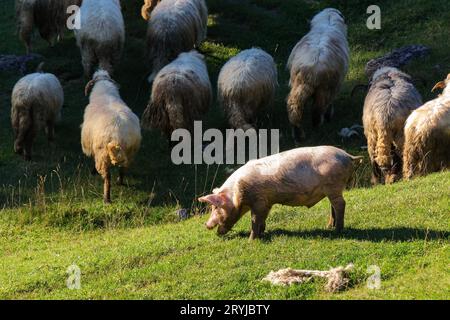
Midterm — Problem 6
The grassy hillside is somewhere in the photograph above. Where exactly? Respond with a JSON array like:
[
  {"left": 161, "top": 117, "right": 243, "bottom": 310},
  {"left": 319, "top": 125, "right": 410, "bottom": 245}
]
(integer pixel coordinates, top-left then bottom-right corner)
[{"left": 0, "top": 0, "right": 449, "bottom": 299}]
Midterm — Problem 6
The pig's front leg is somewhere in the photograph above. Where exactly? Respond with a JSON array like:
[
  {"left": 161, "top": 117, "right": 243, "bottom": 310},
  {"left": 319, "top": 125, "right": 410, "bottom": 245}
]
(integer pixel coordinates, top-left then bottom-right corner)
[
  {"left": 249, "top": 204, "right": 271, "bottom": 240},
  {"left": 328, "top": 195, "right": 346, "bottom": 232}
]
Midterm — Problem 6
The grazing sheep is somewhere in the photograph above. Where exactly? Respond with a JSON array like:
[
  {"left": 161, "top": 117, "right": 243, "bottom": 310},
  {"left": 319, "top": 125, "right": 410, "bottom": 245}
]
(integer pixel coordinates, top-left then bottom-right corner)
[
  {"left": 141, "top": 0, "right": 161, "bottom": 20},
  {"left": 11, "top": 71, "right": 64, "bottom": 160},
  {"left": 403, "top": 74, "right": 450, "bottom": 179},
  {"left": 217, "top": 48, "right": 278, "bottom": 130},
  {"left": 141, "top": 50, "right": 212, "bottom": 139},
  {"left": 74, "top": 0, "right": 125, "bottom": 78},
  {"left": 362, "top": 67, "right": 423, "bottom": 184},
  {"left": 15, "top": 0, "right": 82, "bottom": 54},
  {"left": 287, "top": 8, "right": 349, "bottom": 142},
  {"left": 81, "top": 70, "right": 141, "bottom": 203},
  {"left": 146, "top": 0, "right": 208, "bottom": 82},
  {"left": 199, "top": 146, "right": 363, "bottom": 239}
]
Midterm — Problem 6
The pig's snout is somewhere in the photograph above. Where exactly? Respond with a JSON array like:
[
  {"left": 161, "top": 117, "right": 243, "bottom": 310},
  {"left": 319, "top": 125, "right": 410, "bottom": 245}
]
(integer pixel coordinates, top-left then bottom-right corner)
[
  {"left": 205, "top": 220, "right": 216, "bottom": 230},
  {"left": 205, "top": 216, "right": 219, "bottom": 230}
]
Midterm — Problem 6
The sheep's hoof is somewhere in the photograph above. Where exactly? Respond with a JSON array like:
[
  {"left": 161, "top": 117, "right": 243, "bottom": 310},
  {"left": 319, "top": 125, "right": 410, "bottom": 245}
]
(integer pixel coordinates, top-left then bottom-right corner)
[{"left": 103, "top": 198, "right": 112, "bottom": 204}]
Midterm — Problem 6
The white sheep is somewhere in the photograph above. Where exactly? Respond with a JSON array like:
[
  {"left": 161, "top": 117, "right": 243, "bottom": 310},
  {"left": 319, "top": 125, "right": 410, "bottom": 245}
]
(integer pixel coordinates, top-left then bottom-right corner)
[
  {"left": 287, "top": 8, "right": 349, "bottom": 142},
  {"left": 11, "top": 71, "right": 64, "bottom": 160},
  {"left": 146, "top": 0, "right": 208, "bottom": 82},
  {"left": 81, "top": 70, "right": 142, "bottom": 203},
  {"left": 403, "top": 74, "right": 450, "bottom": 179},
  {"left": 74, "top": 0, "right": 125, "bottom": 78},
  {"left": 217, "top": 48, "right": 278, "bottom": 130},
  {"left": 141, "top": 50, "right": 212, "bottom": 139},
  {"left": 362, "top": 67, "right": 423, "bottom": 184},
  {"left": 15, "top": 0, "right": 82, "bottom": 54}
]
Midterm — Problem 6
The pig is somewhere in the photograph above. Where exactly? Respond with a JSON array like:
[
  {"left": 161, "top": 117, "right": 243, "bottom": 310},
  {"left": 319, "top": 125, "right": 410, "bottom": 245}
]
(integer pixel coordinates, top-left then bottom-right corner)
[{"left": 198, "top": 146, "right": 362, "bottom": 239}]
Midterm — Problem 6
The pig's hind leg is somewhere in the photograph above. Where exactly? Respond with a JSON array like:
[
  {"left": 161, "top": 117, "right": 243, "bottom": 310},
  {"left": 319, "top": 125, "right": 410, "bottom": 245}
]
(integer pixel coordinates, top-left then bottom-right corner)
[{"left": 327, "top": 194, "right": 346, "bottom": 232}]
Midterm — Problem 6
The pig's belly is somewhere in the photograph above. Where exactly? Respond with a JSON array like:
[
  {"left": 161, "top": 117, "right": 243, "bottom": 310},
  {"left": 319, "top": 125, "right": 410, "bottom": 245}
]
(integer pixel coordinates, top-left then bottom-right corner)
[{"left": 278, "top": 191, "right": 326, "bottom": 208}]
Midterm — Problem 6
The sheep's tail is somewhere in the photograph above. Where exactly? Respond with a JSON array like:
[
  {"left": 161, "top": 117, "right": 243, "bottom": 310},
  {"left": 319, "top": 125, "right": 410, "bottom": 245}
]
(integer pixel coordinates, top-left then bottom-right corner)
[
  {"left": 141, "top": 100, "right": 171, "bottom": 136},
  {"left": 287, "top": 81, "right": 314, "bottom": 126},
  {"left": 107, "top": 141, "right": 128, "bottom": 167}
]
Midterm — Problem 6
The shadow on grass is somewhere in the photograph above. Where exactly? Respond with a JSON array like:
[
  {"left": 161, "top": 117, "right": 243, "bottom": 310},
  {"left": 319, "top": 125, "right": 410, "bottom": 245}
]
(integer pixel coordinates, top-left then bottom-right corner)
[{"left": 229, "top": 227, "right": 449, "bottom": 242}]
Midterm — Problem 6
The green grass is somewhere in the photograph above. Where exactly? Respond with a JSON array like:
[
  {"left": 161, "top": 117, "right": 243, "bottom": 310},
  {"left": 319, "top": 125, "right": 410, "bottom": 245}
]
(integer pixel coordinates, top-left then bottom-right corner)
[{"left": 0, "top": 0, "right": 449, "bottom": 299}]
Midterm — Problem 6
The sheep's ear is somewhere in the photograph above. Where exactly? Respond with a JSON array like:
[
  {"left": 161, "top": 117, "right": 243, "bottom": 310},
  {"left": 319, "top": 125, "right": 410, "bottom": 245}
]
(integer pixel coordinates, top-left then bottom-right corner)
[
  {"left": 198, "top": 194, "right": 226, "bottom": 208},
  {"left": 431, "top": 81, "right": 445, "bottom": 92},
  {"left": 84, "top": 80, "right": 95, "bottom": 96}
]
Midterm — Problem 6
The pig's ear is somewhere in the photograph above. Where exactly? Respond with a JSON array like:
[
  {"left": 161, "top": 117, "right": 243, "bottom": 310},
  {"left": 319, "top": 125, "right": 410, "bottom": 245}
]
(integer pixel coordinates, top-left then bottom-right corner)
[{"left": 198, "top": 194, "right": 226, "bottom": 208}]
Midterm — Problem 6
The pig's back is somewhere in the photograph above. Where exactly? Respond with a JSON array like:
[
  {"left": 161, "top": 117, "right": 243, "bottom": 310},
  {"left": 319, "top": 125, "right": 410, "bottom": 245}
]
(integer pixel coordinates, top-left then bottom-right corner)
[{"left": 230, "top": 146, "right": 355, "bottom": 206}]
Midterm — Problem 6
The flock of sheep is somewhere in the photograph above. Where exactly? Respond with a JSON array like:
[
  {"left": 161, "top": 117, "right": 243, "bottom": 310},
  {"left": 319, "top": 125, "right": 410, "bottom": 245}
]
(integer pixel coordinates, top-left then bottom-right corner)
[{"left": 10, "top": 0, "right": 450, "bottom": 237}]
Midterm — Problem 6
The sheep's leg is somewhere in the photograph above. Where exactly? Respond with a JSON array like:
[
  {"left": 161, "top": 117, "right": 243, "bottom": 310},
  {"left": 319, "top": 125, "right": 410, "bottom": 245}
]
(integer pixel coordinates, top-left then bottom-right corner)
[
  {"left": 46, "top": 120, "right": 55, "bottom": 143},
  {"left": 103, "top": 169, "right": 112, "bottom": 204},
  {"left": 249, "top": 204, "right": 270, "bottom": 240},
  {"left": 371, "top": 161, "right": 383, "bottom": 185},
  {"left": 324, "top": 104, "right": 334, "bottom": 122},
  {"left": 117, "top": 167, "right": 126, "bottom": 186},
  {"left": 91, "top": 166, "right": 99, "bottom": 176},
  {"left": 227, "top": 102, "right": 253, "bottom": 131},
  {"left": 367, "top": 134, "right": 382, "bottom": 185},
  {"left": 81, "top": 46, "right": 95, "bottom": 79},
  {"left": 18, "top": 11, "right": 33, "bottom": 54},
  {"left": 312, "top": 90, "right": 330, "bottom": 127},
  {"left": 22, "top": 124, "right": 36, "bottom": 161},
  {"left": 328, "top": 195, "right": 345, "bottom": 232}
]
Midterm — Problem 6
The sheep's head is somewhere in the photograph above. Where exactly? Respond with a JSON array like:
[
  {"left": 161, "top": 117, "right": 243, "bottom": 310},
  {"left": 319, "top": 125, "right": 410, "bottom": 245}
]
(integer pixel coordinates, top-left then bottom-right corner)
[
  {"left": 85, "top": 70, "right": 118, "bottom": 96},
  {"left": 107, "top": 142, "right": 127, "bottom": 166},
  {"left": 141, "top": 0, "right": 160, "bottom": 20},
  {"left": 431, "top": 74, "right": 450, "bottom": 93}
]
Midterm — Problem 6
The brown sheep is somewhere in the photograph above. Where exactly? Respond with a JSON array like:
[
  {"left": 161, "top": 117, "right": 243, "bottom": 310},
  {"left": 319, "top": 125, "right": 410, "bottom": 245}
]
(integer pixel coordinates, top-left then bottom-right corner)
[
  {"left": 15, "top": 0, "right": 82, "bottom": 54},
  {"left": 403, "top": 74, "right": 450, "bottom": 179},
  {"left": 146, "top": 0, "right": 208, "bottom": 82},
  {"left": 362, "top": 67, "right": 423, "bottom": 184},
  {"left": 141, "top": 50, "right": 212, "bottom": 140}
]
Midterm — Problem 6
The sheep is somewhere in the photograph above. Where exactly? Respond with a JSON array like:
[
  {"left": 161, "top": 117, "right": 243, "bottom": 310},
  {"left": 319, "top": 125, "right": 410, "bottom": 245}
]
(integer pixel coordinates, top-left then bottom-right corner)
[
  {"left": 81, "top": 70, "right": 142, "bottom": 203},
  {"left": 403, "top": 74, "right": 450, "bottom": 180},
  {"left": 362, "top": 67, "right": 423, "bottom": 184},
  {"left": 217, "top": 48, "right": 278, "bottom": 130},
  {"left": 146, "top": 0, "right": 208, "bottom": 82},
  {"left": 74, "top": 0, "right": 125, "bottom": 78},
  {"left": 141, "top": 50, "right": 212, "bottom": 140},
  {"left": 141, "top": 0, "right": 161, "bottom": 20},
  {"left": 15, "top": 0, "right": 82, "bottom": 54},
  {"left": 287, "top": 8, "right": 349, "bottom": 143},
  {"left": 11, "top": 71, "right": 64, "bottom": 160}
]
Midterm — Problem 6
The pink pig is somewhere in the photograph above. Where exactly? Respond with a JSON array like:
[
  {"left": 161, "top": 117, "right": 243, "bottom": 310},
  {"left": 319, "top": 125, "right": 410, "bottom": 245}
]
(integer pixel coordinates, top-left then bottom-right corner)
[{"left": 199, "top": 146, "right": 362, "bottom": 239}]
